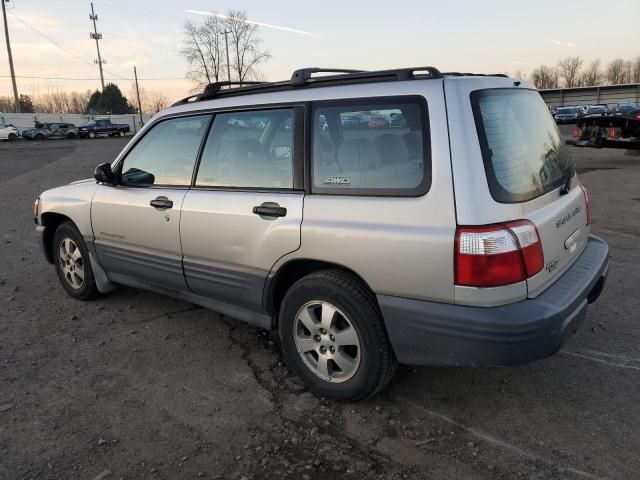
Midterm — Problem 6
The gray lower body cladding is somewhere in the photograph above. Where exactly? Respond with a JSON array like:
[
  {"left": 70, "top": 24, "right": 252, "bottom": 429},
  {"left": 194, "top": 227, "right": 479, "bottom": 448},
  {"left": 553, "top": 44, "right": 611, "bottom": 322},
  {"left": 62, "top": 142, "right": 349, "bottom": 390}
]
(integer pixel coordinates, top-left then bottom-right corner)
[{"left": 378, "top": 235, "right": 609, "bottom": 366}]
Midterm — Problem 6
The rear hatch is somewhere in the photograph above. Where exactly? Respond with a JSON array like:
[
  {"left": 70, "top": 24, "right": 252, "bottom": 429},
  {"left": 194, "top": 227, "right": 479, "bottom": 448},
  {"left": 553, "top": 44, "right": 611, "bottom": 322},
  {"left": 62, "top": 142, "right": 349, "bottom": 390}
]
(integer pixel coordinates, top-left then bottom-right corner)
[{"left": 445, "top": 77, "right": 589, "bottom": 303}]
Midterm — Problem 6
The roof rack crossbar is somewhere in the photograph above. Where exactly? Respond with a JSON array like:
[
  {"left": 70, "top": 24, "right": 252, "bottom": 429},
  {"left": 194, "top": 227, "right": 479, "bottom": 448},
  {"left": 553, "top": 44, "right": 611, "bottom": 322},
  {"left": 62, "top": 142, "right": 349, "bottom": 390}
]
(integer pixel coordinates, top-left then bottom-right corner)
[
  {"left": 290, "top": 68, "right": 366, "bottom": 86},
  {"left": 199, "top": 80, "right": 267, "bottom": 101},
  {"left": 290, "top": 66, "right": 443, "bottom": 86},
  {"left": 170, "top": 94, "right": 200, "bottom": 107}
]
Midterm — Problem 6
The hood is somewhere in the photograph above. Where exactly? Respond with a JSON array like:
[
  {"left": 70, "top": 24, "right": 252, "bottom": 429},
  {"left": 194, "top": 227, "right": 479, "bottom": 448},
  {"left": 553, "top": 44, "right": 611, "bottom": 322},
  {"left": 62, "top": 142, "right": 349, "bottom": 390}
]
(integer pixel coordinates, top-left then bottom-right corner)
[{"left": 69, "top": 178, "right": 95, "bottom": 185}]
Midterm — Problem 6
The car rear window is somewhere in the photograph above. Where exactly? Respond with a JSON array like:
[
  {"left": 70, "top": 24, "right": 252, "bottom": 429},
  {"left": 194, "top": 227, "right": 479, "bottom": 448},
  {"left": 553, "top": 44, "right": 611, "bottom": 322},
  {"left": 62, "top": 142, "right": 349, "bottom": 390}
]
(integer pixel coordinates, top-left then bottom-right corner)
[{"left": 471, "top": 89, "right": 574, "bottom": 203}]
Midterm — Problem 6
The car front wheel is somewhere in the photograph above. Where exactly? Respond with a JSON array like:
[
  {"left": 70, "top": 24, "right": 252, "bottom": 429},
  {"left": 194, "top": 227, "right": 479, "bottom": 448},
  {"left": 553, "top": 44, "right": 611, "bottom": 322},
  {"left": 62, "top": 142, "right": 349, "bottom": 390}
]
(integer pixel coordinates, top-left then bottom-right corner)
[
  {"left": 88, "top": 131, "right": 96, "bottom": 139},
  {"left": 279, "top": 269, "right": 397, "bottom": 401},
  {"left": 8, "top": 133, "right": 17, "bottom": 141},
  {"left": 118, "top": 130, "right": 125, "bottom": 137},
  {"left": 52, "top": 222, "right": 100, "bottom": 300}
]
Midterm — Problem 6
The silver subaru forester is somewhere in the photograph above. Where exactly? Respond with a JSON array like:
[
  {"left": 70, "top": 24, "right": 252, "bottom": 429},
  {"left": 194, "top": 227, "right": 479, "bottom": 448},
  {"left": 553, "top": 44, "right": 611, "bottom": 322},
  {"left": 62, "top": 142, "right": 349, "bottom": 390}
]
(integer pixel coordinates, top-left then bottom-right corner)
[{"left": 34, "top": 67, "right": 609, "bottom": 401}]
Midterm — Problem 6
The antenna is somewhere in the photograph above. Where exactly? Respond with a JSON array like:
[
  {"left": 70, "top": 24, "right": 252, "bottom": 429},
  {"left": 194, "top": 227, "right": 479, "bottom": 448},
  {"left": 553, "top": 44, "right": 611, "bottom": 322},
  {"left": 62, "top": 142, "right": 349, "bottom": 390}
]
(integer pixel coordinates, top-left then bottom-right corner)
[{"left": 89, "top": 2, "right": 105, "bottom": 90}]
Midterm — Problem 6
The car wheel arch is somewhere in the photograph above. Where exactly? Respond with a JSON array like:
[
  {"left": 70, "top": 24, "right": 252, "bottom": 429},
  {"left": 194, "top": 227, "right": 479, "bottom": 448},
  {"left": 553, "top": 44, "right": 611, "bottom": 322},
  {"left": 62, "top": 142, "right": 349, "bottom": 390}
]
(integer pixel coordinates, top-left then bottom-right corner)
[
  {"left": 40, "top": 212, "right": 74, "bottom": 263},
  {"left": 264, "top": 258, "right": 377, "bottom": 319}
]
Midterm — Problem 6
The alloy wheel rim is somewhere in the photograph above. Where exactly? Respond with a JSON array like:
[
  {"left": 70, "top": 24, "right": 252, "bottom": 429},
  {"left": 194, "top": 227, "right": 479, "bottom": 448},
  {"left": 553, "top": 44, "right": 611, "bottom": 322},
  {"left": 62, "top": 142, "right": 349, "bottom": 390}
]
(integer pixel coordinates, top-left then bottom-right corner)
[
  {"left": 293, "top": 300, "right": 361, "bottom": 383},
  {"left": 58, "top": 237, "right": 85, "bottom": 289}
]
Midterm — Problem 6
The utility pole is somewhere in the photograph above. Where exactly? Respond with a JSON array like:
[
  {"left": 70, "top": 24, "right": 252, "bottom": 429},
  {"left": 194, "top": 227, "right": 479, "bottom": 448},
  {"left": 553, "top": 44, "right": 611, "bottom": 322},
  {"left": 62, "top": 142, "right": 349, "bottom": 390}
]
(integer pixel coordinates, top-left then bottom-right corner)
[
  {"left": 223, "top": 30, "right": 231, "bottom": 84},
  {"left": 1, "top": 0, "right": 20, "bottom": 112},
  {"left": 89, "top": 2, "right": 105, "bottom": 90},
  {"left": 133, "top": 66, "right": 143, "bottom": 127}
]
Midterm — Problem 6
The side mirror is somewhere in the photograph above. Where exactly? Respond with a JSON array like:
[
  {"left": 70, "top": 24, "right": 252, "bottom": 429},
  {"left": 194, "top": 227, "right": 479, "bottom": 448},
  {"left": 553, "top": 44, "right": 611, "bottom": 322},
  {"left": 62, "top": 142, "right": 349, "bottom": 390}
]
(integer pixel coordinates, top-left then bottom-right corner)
[{"left": 94, "top": 163, "right": 115, "bottom": 185}]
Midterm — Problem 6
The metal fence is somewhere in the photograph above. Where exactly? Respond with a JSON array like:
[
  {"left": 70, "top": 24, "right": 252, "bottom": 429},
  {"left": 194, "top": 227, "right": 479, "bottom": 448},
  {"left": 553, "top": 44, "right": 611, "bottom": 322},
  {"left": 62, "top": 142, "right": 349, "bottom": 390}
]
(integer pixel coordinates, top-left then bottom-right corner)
[
  {"left": 0, "top": 113, "right": 154, "bottom": 133},
  {"left": 540, "top": 83, "right": 640, "bottom": 108}
]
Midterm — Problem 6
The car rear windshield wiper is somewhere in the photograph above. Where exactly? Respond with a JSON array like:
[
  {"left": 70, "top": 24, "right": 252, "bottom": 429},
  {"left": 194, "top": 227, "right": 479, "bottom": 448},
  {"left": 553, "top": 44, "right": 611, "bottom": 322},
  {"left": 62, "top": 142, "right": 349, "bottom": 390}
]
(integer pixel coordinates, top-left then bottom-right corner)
[{"left": 559, "top": 163, "right": 576, "bottom": 195}]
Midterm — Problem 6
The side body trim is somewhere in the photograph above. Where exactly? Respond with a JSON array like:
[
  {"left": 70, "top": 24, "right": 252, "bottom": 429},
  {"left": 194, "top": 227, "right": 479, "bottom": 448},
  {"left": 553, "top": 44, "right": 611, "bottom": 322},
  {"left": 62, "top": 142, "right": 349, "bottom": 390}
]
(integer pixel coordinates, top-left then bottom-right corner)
[
  {"left": 95, "top": 242, "right": 186, "bottom": 292},
  {"left": 108, "top": 272, "right": 272, "bottom": 329},
  {"left": 183, "top": 259, "right": 267, "bottom": 312}
]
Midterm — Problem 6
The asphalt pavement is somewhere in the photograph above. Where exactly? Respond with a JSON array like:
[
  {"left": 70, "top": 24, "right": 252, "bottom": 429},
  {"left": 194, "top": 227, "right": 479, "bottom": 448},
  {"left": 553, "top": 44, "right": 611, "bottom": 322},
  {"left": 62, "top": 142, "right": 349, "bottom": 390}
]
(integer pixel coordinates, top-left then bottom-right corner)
[{"left": 0, "top": 137, "right": 639, "bottom": 479}]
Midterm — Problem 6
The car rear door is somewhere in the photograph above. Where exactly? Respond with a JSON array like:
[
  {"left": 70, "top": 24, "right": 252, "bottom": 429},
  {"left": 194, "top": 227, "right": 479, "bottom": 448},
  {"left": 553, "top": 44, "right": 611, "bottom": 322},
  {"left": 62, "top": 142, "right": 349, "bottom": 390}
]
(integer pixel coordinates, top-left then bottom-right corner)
[
  {"left": 446, "top": 77, "right": 590, "bottom": 304},
  {"left": 180, "top": 106, "right": 304, "bottom": 314},
  {"left": 91, "top": 114, "right": 212, "bottom": 290}
]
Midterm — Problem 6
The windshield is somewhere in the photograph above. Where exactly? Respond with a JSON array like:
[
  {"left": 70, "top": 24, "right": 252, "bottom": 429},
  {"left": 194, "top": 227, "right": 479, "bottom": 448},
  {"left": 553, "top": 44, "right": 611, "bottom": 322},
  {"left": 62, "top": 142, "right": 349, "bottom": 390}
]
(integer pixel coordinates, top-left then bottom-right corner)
[
  {"left": 556, "top": 107, "right": 576, "bottom": 114},
  {"left": 86, "top": 121, "right": 96, "bottom": 126},
  {"left": 472, "top": 89, "right": 574, "bottom": 203}
]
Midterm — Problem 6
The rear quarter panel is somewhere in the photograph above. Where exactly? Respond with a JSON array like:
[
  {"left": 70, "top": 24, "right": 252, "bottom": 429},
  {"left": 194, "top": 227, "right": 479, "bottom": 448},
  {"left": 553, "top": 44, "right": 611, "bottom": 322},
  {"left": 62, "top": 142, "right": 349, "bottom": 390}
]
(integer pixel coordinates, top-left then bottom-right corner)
[{"left": 273, "top": 80, "right": 457, "bottom": 303}]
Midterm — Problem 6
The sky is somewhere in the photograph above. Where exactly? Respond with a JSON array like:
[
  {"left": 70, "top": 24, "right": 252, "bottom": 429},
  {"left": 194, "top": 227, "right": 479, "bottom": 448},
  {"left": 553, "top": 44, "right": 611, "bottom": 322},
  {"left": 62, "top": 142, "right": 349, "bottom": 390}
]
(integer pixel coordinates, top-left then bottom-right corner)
[{"left": 1, "top": 0, "right": 639, "bottom": 103}]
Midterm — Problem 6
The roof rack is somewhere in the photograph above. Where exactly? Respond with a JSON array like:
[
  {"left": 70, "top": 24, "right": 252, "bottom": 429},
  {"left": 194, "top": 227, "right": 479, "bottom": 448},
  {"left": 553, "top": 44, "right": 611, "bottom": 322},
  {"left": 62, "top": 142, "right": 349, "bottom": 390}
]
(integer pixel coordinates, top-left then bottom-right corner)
[{"left": 172, "top": 66, "right": 445, "bottom": 106}]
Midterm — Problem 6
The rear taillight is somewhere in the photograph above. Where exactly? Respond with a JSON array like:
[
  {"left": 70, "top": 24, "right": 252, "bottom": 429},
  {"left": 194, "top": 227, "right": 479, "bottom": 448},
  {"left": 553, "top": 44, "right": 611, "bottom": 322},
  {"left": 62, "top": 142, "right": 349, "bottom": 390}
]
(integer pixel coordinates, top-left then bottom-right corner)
[
  {"left": 455, "top": 220, "right": 544, "bottom": 288},
  {"left": 580, "top": 183, "right": 590, "bottom": 225}
]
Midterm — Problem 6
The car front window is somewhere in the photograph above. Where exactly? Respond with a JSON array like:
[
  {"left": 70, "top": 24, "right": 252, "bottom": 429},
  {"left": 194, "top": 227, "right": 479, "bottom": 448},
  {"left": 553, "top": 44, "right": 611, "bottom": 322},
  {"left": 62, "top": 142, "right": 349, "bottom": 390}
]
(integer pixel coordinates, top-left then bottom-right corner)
[{"left": 120, "top": 115, "right": 211, "bottom": 186}]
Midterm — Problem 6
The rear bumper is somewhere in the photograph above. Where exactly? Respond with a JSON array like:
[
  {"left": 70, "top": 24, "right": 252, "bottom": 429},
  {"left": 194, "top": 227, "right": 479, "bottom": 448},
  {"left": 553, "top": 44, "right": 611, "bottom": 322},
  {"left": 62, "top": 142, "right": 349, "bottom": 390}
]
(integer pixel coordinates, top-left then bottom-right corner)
[{"left": 378, "top": 235, "right": 609, "bottom": 366}]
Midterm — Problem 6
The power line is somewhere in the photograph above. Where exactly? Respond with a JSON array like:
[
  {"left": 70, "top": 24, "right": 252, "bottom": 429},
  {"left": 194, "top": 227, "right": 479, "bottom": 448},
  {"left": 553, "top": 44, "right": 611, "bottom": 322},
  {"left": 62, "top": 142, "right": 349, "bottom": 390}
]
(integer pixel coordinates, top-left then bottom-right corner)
[
  {"left": 7, "top": 10, "right": 127, "bottom": 82},
  {"left": 2, "top": 0, "right": 21, "bottom": 112},
  {"left": 89, "top": 2, "right": 105, "bottom": 89},
  {"left": 0, "top": 74, "right": 187, "bottom": 81}
]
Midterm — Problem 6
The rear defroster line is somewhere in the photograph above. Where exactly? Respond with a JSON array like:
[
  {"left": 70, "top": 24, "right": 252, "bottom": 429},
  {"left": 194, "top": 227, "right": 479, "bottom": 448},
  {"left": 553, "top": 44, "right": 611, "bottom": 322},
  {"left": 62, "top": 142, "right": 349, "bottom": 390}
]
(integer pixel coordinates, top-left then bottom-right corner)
[{"left": 393, "top": 397, "right": 599, "bottom": 479}]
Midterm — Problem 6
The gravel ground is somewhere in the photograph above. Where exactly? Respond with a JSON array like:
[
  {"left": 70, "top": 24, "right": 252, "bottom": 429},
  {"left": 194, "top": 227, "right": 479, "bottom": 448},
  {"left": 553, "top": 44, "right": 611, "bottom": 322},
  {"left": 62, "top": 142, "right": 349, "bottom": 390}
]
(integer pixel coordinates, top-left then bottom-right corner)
[{"left": 0, "top": 137, "right": 639, "bottom": 480}]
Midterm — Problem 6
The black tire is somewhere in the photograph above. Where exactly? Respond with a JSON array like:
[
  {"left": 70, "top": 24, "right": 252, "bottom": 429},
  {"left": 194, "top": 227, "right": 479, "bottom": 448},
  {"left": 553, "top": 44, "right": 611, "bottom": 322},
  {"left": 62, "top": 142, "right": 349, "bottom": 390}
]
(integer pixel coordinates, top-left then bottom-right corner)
[
  {"left": 88, "top": 131, "right": 96, "bottom": 139},
  {"left": 279, "top": 269, "right": 397, "bottom": 401},
  {"left": 52, "top": 222, "right": 100, "bottom": 301},
  {"left": 66, "top": 132, "right": 76, "bottom": 139},
  {"left": 8, "top": 133, "right": 17, "bottom": 141},
  {"left": 35, "top": 134, "right": 46, "bottom": 140}
]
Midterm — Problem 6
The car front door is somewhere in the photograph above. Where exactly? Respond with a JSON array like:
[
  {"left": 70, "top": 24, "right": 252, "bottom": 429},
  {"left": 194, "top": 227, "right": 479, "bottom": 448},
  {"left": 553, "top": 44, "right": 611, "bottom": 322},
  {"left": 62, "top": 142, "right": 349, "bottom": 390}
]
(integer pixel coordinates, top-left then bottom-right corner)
[
  {"left": 180, "top": 106, "right": 304, "bottom": 314},
  {"left": 91, "top": 114, "right": 212, "bottom": 290}
]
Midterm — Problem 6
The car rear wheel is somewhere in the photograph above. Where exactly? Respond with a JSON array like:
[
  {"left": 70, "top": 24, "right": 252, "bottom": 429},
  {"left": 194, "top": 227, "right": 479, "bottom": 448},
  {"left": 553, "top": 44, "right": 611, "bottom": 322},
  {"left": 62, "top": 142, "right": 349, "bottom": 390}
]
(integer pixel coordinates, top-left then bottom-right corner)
[
  {"left": 8, "top": 133, "right": 17, "bottom": 141},
  {"left": 279, "top": 269, "right": 397, "bottom": 401},
  {"left": 52, "top": 222, "right": 100, "bottom": 300},
  {"left": 66, "top": 132, "right": 76, "bottom": 139}
]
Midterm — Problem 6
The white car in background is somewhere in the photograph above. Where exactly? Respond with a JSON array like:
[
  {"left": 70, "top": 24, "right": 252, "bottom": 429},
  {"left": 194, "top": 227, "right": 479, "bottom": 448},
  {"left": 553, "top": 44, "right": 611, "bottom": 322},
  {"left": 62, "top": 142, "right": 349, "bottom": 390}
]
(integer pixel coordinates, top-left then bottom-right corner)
[{"left": 0, "top": 124, "right": 19, "bottom": 141}]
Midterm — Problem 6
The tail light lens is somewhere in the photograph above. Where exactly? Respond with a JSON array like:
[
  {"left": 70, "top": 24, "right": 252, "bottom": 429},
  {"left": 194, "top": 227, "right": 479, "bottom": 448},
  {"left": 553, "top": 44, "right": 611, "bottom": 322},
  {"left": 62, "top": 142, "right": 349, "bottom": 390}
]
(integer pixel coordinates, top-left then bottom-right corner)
[
  {"left": 455, "top": 220, "right": 544, "bottom": 287},
  {"left": 580, "top": 183, "right": 590, "bottom": 225}
]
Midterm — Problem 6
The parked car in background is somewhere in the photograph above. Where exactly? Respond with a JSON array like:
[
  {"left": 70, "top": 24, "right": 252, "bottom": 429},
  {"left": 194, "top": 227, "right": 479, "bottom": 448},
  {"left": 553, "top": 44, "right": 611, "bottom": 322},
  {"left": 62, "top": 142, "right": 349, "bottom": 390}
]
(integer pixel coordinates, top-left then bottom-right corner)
[
  {"left": 614, "top": 102, "right": 639, "bottom": 116},
  {"left": 554, "top": 106, "right": 582, "bottom": 124},
  {"left": 77, "top": 119, "right": 130, "bottom": 138},
  {"left": 0, "top": 123, "right": 19, "bottom": 141},
  {"left": 21, "top": 122, "right": 78, "bottom": 140},
  {"left": 579, "top": 105, "right": 607, "bottom": 118},
  {"left": 33, "top": 66, "right": 609, "bottom": 401}
]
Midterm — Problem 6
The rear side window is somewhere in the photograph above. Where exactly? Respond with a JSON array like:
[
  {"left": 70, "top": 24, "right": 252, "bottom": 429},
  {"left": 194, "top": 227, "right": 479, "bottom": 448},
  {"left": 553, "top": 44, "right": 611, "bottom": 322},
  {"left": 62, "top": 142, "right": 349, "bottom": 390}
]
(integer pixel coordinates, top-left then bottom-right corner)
[
  {"left": 195, "top": 108, "right": 294, "bottom": 189},
  {"left": 472, "top": 89, "right": 574, "bottom": 203},
  {"left": 311, "top": 97, "right": 430, "bottom": 195}
]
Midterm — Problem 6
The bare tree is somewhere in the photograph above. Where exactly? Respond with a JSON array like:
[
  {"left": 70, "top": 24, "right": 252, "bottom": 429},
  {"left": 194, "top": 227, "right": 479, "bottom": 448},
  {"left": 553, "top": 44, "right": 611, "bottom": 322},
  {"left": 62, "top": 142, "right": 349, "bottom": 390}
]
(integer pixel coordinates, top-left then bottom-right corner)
[
  {"left": 224, "top": 10, "right": 270, "bottom": 85},
  {"left": 606, "top": 58, "right": 627, "bottom": 85},
  {"left": 530, "top": 65, "right": 558, "bottom": 90},
  {"left": 512, "top": 70, "right": 527, "bottom": 81},
  {"left": 631, "top": 57, "right": 640, "bottom": 84},
  {"left": 581, "top": 60, "right": 603, "bottom": 86},
  {"left": 557, "top": 56, "right": 583, "bottom": 88},
  {"left": 145, "top": 90, "right": 170, "bottom": 113},
  {"left": 181, "top": 20, "right": 215, "bottom": 89},
  {"left": 0, "top": 96, "right": 13, "bottom": 112}
]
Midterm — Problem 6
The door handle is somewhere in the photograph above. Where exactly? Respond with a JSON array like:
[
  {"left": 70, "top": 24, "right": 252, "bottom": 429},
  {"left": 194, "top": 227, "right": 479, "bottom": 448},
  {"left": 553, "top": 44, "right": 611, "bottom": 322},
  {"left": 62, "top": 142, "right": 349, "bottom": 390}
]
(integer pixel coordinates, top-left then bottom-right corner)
[
  {"left": 150, "top": 196, "right": 173, "bottom": 209},
  {"left": 253, "top": 203, "right": 287, "bottom": 218}
]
